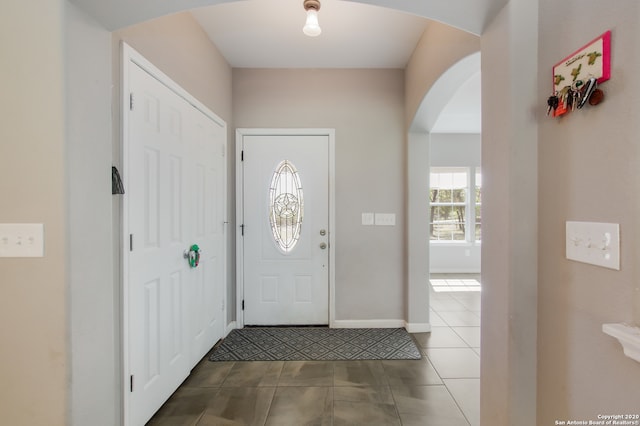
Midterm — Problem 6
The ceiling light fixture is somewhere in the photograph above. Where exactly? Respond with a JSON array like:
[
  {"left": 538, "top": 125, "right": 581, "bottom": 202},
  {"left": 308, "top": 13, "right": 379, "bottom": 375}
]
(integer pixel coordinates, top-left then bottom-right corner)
[{"left": 303, "top": 0, "right": 322, "bottom": 37}]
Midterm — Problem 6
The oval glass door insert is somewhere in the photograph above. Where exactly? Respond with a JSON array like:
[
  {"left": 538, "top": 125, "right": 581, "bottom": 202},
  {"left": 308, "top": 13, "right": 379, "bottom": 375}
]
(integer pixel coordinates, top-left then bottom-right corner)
[{"left": 269, "top": 160, "right": 304, "bottom": 253}]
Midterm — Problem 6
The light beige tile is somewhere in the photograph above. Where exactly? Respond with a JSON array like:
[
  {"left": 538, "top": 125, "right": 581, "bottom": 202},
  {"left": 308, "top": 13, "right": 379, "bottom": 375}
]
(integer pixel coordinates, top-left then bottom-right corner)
[
  {"left": 382, "top": 359, "right": 442, "bottom": 387},
  {"left": 444, "top": 378, "right": 480, "bottom": 426},
  {"left": 430, "top": 297, "right": 468, "bottom": 312},
  {"left": 451, "top": 326, "right": 481, "bottom": 347},
  {"left": 437, "top": 310, "right": 481, "bottom": 327},
  {"left": 429, "top": 310, "right": 449, "bottom": 326},
  {"left": 426, "top": 348, "right": 480, "bottom": 378},
  {"left": 413, "top": 327, "right": 469, "bottom": 349}
]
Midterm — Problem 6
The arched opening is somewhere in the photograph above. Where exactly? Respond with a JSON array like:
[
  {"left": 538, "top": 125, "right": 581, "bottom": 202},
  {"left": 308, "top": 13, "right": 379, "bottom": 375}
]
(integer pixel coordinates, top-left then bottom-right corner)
[{"left": 407, "top": 51, "right": 482, "bottom": 424}]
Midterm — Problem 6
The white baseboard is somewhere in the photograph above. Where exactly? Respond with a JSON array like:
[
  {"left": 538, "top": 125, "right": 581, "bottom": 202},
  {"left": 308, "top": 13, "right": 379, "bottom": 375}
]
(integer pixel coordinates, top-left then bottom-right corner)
[
  {"left": 404, "top": 322, "right": 432, "bottom": 333},
  {"left": 228, "top": 319, "right": 425, "bottom": 332},
  {"left": 332, "top": 319, "right": 406, "bottom": 329}
]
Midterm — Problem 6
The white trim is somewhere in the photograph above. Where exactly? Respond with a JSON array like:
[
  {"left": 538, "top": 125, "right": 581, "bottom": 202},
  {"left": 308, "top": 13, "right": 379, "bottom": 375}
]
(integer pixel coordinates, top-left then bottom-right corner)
[
  {"left": 430, "top": 269, "right": 481, "bottom": 274},
  {"left": 121, "top": 42, "right": 227, "bottom": 426},
  {"left": 333, "top": 319, "right": 406, "bottom": 329},
  {"left": 225, "top": 321, "right": 237, "bottom": 337},
  {"left": 235, "top": 130, "right": 244, "bottom": 327},
  {"left": 405, "top": 322, "right": 432, "bottom": 333},
  {"left": 235, "top": 128, "right": 336, "bottom": 329},
  {"left": 603, "top": 323, "right": 640, "bottom": 363}
]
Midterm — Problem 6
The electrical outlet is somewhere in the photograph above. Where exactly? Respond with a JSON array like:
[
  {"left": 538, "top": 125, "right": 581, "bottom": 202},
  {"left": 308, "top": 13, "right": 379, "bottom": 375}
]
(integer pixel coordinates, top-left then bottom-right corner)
[
  {"left": 0, "top": 223, "right": 44, "bottom": 258},
  {"left": 566, "top": 221, "right": 619, "bottom": 270}
]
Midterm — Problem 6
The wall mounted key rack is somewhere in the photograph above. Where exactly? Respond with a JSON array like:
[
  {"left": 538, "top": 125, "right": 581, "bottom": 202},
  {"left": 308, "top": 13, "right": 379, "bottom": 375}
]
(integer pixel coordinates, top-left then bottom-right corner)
[{"left": 547, "top": 30, "right": 611, "bottom": 118}]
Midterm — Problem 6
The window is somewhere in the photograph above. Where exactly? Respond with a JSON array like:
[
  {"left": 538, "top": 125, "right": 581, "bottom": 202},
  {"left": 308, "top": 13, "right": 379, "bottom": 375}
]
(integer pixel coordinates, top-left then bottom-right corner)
[
  {"left": 429, "top": 167, "right": 481, "bottom": 243},
  {"left": 269, "top": 160, "right": 304, "bottom": 253}
]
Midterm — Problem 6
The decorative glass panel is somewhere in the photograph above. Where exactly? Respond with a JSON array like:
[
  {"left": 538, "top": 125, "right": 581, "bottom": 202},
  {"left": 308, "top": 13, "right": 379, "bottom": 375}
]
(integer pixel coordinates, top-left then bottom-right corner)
[{"left": 269, "top": 160, "right": 304, "bottom": 253}]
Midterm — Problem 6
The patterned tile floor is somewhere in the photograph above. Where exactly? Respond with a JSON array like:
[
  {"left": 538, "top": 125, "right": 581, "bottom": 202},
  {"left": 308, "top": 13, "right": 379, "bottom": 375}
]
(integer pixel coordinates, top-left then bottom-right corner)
[{"left": 148, "top": 275, "right": 481, "bottom": 425}]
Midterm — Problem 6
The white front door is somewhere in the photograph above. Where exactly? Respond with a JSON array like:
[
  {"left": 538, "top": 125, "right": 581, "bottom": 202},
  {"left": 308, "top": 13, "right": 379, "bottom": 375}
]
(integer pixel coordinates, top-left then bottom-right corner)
[
  {"left": 125, "top": 52, "right": 226, "bottom": 426},
  {"left": 241, "top": 133, "right": 330, "bottom": 325}
]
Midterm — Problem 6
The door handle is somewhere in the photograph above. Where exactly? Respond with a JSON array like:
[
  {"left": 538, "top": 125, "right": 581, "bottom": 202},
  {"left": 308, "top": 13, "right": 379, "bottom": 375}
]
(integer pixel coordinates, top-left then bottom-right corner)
[
  {"left": 183, "top": 244, "right": 201, "bottom": 268},
  {"left": 319, "top": 229, "right": 326, "bottom": 236},
  {"left": 319, "top": 242, "right": 327, "bottom": 250}
]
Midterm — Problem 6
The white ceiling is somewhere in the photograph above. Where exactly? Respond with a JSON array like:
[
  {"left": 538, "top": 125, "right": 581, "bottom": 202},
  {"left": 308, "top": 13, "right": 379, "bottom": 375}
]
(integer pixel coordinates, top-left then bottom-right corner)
[
  {"left": 191, "top": 0, "right": 430, "bottom": 68},
  {"left": 70, "top": 0, "right": 508, "bottom": 36},
  {"left": 68, "top": 0, "right": 489, "bottom": 132},
  {"left": 191, "top": 0, "right": 481, "bottom": 132}
]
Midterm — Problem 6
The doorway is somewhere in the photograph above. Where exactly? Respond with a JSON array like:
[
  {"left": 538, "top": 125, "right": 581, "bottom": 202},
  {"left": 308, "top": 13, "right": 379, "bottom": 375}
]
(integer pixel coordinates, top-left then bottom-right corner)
[{"left": 236, "top": 128, "right": 335, "bottom": 327}]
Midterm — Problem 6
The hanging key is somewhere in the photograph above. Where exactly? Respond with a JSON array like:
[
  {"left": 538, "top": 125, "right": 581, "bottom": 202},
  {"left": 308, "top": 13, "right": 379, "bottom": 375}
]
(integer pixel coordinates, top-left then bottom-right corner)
[
  {"left": 558, "top": 86, "right": 570, "bottom": 111},
  {"left": 578, "top": 77, "right": 597, "bottom": 109},
  {"left": 566, "top": 88, "right": 575, "bottom": 111},
  {"left": 547, "top": 93, "right": 559, "bottom": 116},
  {"left": 571, "top": 81, "right": 583, "bottom": 111}
]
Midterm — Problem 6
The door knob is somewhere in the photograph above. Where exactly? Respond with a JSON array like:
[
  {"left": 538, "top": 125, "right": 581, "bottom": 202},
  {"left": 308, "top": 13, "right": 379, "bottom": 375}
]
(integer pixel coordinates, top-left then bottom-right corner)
[
  {"left": 319, "top": 242, "right": 327, "bottom": 250},
  {"left": 319, "top": 229, "right": 326, "bottom": 236},
  {"left": 183, "top": 244, "right": 201, "bottom": 268}
]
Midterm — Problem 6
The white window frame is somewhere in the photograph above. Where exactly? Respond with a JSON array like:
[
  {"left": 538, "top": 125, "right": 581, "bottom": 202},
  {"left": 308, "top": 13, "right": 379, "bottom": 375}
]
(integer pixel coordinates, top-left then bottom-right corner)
[{"left": 429, "top": 166, "right": 482, "bottom": 245}]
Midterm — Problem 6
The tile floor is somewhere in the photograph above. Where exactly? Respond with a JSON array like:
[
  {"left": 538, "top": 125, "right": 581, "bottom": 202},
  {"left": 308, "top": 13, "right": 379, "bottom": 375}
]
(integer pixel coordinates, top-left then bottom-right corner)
[{"left": 148, "top": 277, "right": 481, "bottom": 426}]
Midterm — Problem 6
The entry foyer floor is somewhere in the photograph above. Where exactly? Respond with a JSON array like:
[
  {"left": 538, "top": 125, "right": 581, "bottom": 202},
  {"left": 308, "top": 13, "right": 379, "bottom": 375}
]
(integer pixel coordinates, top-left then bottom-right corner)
[{"left": 148, "top": 276, "right": 481, "bottom": 425}]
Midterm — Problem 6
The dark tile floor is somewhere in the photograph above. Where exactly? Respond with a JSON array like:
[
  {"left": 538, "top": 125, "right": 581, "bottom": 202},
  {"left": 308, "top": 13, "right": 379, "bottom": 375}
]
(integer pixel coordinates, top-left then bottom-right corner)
[{"left": 148, "top": 278, "right": 480, "bottom": 426}]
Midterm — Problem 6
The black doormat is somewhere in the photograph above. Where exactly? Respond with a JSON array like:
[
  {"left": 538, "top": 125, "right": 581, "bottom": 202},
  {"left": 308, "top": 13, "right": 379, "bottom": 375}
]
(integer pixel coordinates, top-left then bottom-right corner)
[{"left": 209, "top": 327, "right": 422, "bottom": 361}]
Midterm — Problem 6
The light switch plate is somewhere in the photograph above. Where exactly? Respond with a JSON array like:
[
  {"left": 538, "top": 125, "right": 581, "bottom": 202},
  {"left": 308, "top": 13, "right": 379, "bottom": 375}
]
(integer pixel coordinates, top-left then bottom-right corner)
[
  {"left": 0, "top": 223, "right": 44, "bottom": 258},
  {"left": 362, "top": 213, "right": 374, "bottom": 226},
  {"left": 566, "top": 221, "right": 619, "bottom": 270},
  {"left": 375, "top": 213, "right": 396, "bottom": 226}
]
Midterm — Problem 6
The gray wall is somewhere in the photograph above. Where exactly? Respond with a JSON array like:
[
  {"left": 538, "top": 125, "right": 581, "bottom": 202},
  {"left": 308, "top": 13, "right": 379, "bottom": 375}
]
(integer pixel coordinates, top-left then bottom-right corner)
[
  {"left": 233, "top": 68, "right": 406, "bottom": 321},
  {"left": 405, "top": 21, "right": 480, "bottom": 129},
  {"left": 480, "top": 0, "right": 539, "bottom": 423},
  {"left": 430, "top": 133, "right": 481, "bottom": 273},
  {"left": 0, "top": 1, "right": 68, "bottom": 425},
  {"left": 66, "top": 3, "right": 115, "bottom": 425},
  {"left": 537, "top": 0, "right": 640, "bottom": 421}
]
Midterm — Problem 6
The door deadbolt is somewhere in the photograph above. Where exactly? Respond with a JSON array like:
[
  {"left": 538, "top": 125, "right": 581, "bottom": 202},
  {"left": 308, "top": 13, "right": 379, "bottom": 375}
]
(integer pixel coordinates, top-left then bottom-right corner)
[
  {"left": 319, "top": 229, "right": 326, "bottom": 236},
  {"left": 319, "top": 242, "right": 327, "bottom": 250}
]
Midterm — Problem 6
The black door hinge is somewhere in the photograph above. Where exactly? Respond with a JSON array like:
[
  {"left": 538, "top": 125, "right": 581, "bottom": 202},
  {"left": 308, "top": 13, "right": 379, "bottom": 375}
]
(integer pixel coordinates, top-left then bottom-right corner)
[
  {"left": 240, "top": 224, "right": 245, "bottom": 236},
  {"left": 242, "top": 300, "right": 245, "bottom": 311},
  {"left": 130, "top": 375, "right": 134, "bottom": 392},
  {"left": 129, "top": 234, "right": 133, "bottom": 252},
  {"left": 129, "top": 93, "right": 134, "bottom": 111},
  {"left": 241, "top": 150, "right": 244, "bottom": 161}
]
